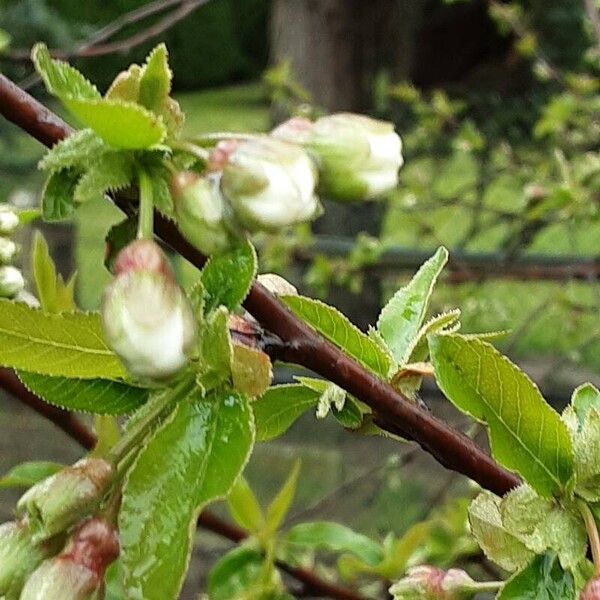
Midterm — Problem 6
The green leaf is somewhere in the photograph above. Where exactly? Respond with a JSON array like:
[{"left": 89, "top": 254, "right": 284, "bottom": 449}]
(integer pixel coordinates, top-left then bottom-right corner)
[
  {"left": 105, "top": 65, "right": 142, "bottom": 102},
  {"left": 201, "top": 240, "right": 257, "bottom": 314},
  {"left": 207, "top": 547, "right": 267, "bottom": 600},
  {"left": 139, "top": 43, "right": 172, "bottom": 113},
  {"left": 91, "top": 414, "right": 120, "bottom": 458},
  {"left": 253, "top": 384, "right": 320, "bottom": 442},
  {"left": 429, "top": 334, "right": 573, "bottom": 497},
  {"left": 281, "top": 295, "right": 391, "bottom": 378},
  {"left": 468, "top": 491, "right": 534, "bottom": 572},
  {"left": 17, "top": 371, "right": 148, "bottom": 415},
  {"left": 120, "top": 387, "right": 254, "bottom": 600},
  {"left": 402, "top": 309, "right": 461, "bottom": 365},
  {"left": 377, "top": 247, "right": 448, "bottom": 365},
  {"left": 73, "top": 152, "right": 134, "bottom": 204},
  {"left": 104, "top": 217, "right": 137, "bottom": 272},
  {"left": 63, "top": 97, "right": 166, "bottom": 149},
  {"left": 0, "top": 300, "right": 126, "bottom": 379},
  {"left": 573, "top": 408, "right": 600, "bottom": 501},
  {"left": 227, "top": 476, "right": 264, "bottom": 533},
  {"left": 0, "top": 461, "right": 63, "bottom": 489},
  {"left": 284, "top": 522, "right": 383, "bottom": 566},
  {"left": 197, "top": 308, "right": 233, "bottom": 392},
  {"left": 41, "top": 169, "right": 79, "bottom": 222},
  {"left": 297, "top": 376, "right": 346, "bottom": 420},
  {"left": 32, "top": 43, "right": 99, "bottom": 101},
  {"left": 0, "top": 29, "right": 11, "bottom": 54},
  {"left": 17, "top": 208, "right": 41, "bottom": 226},
  {"left": 332, "top": 396, "right": 364, "bottom": 429},
  {"left": 231, "top": 344, "right": 273, "bottom": 398},
  {"left": 498, "top": 553, "right": 577, "bottom": 600},
  {"left": 265, "top": 460, "right": 300, "bottom": 537},
  {"left": 38, "top": 129, "right": 105, "bottom": 173},
  {"left": 32, "top": 231, "right": 76, "bottom": 314},
  {"left": 571, "top": 383, "right": 600, "bottom": 427},
  {"left": 148, "top": 170, "right": 174, "bottom": 217}
]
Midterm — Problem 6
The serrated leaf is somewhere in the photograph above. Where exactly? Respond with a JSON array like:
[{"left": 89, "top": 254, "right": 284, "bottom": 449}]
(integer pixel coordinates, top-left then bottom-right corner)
[
  {"left": 377, "top": 247, "right": 448, "bottom": 365},
  {"left": 281, "top": 295, "right": 391, "bottom": 378},
  {"left": 63, "top": 97, "right": 166, "bottom": 149},
  {"left": 284, "top": 522, "right": 383, "bottom": 566},
  {"left": 149, "top": 171, "right": 174, "bottom": 217},
  {"left": 332, "top": 396, "right": 364, "bottom": 429},
  {"left": 468, "top": 491, "right": 534, "bottom": 572},
  {"left": 139, "top": 43, "right": 172, "bottom": 113},
  {"left": 104, "top": 217, "right": 137, "bottom": 272},
  {"left": 17, "top": 371, "right": 148, "bottom": 415},
  {"left": 497, "top": 553, "right": 577, "bottom": 600},
  {"left": 500, "top": 484, "right": 553, "bottom": 539},
  {"left": 105, "top": 64, "right": 142, "bottom": 102},
  {"left": 227, "top": 476, "right": 264, "bottom": 533},
  {"left": 429, "top": 333, "right": 573, "bottom": 497},
  {"left": 73, "top": 152, "right": 133, "bottom": 204},
  {"left": 571, "top": 383, "right": 600, "bottom": 427},
  {"left": 207, "top": 547, "right": 268, "bottom": 600},
  {"left": 120, "top": 387, "right": 254, "bottom": 600},
  {"left": 42, "top": 169, "right": 79, "bottom": 222},
  {"left": 38, "top": 129, "right": 105, "bottom": 173},
  {"left": 265, "top": 460, "right": 300, "bottom": 537},
  {"left": 573, "top": 408, "right": 600, "bottom": 501},
  {"left": 201, "top": 240, "right": 257, "bottom": 315},
  {"left": 297, "top": 376, "right": 346, "bottom": 419},
  {"left": 0, "top": 300, "right": 126, "bottom": 379},
  {"left": 403, "top": 309, "right": 461, "bottom": 365},
  {"left": 253, "top": 384, "right": 320, "bottom": 442},
  {"left": 198, "top": 308, "right": 233, "bottom": 391},
  {"left": 32, "top": 231, "right": 76, "bottom": 314},
  {"left": 32, "top": 43, "right": 99, "bottom": 101},
  {"left": 231, "top": 344, "right": 272, "bottom": 398},
  {"left": 0, "top": 461, "right": 63, "bottom": 489}
]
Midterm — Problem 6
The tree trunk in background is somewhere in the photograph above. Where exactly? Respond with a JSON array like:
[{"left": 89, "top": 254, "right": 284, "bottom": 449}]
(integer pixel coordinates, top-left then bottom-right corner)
[{"left": 271, "top": 0, "right": 425, "bottom": 328}]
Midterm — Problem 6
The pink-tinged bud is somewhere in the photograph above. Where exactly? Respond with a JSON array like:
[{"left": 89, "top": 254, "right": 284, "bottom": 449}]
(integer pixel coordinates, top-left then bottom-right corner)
[
  {"left": 389, "top": 566, "right": 476, "bottom": 599},
  {"left": 102, "top": 240, "right": 197, "bottom": 380},
  {"left": 16, "top": 459, "right": 113, "bottom": 542},
  {"left": 0, "top": 265, "right": 24, "bottom": 298},
  {"left": 271, "top": 117, "right": 314, "bottom": 145},
  {"left": 0, "top": 520, "right": 62, "bottom": 599},
  {"left": 171, "top": 171, "right": 239, "bottom": 255},
  {"left": 582, "top": 577, "right": 600, "bottom": 599},
  {"left": 19, "top": 519, "right": 119, "bottom": 600},
  {"left": 207, "top": 139, "right": 242, "bottom": 172}
]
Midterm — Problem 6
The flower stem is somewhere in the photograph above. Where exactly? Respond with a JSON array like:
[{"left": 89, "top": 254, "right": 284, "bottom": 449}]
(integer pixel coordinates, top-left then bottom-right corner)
[
  {"left": 470, "top": 581, "right": 504, "bottom": 593},
  {"left": 580, "top": 500, "right": 600, "bottom": 575},
  {"left": 137, "top": 168, "right": 154, "bottom": 240}
]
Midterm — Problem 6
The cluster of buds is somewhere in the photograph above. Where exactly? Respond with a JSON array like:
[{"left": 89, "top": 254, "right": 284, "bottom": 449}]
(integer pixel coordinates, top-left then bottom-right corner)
[
  {"left": 0, "top": 459, "right": 117, "bottom": 599},
  {"left": 102, "top": 239, "right": 197, "bottom": 380},
  {"left": 171, "top": 113, "right": 403, "bottom": 256},
  {"left": 389, "top": 566, "right": 478, "bottom": 599},
  {"left": 0, "top": 205, "right": 24, "bottom": 300}
]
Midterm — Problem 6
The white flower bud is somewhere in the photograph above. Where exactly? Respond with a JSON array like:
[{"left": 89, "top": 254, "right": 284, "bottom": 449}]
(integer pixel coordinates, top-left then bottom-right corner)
[
  {"left": 221, "top": 137, "right": 319, "bottom": 232},
  {"left": 0, "top": 237, "right": 18, "bottom": 264},
  {"left": 257, "top": 273, "right": 297, "bottom": 296},
  {"left": 0, "top": 207, "right": 19, "bottom": 235},
  {"left": 390, "top": 566, "right": 476, "bottom": 600},
  {"left": 0, "top": 265, "right": 25, "bottom": 298},
  {"left": 307, "top": 113, "right": 403, "bottom": 201},
  {"left": 101, "top": 240, "right": 197, "bottom": 380}
]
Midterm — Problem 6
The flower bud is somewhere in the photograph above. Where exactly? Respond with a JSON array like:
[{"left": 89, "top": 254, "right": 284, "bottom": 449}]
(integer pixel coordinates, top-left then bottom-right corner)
[
  {"left": 102, "top": 239, "right": 197, "bottom": 380},
  {"left": 257, "top": 273, "right": 298, "bottom": 296},
  {"left": 16, "top": 459, "right": 113, "bottom": 542},
  {"left": 0, "top": 206, "right": 19, "bottom": 235},
  {"left": 19, "top": 518, "right": 119, "bottom": 600},
  {"left": 0, "top": 520, "right": 61, "bottom": 599},
  {"left": 271, "top": 117, "right": 314, "bottom": 145},
  {"left": 0, "top": 265, "right": 25, "bottom": 298},
  {"left": 220, "top": 137, "right": 319, "bottom": 232},
  {"left": 171, "top": 171, "right": 238, "bottom": 255},
  {"left": 0, "top": 237, "right": 18, "bottom": 264},
  {"left": 306, "top": 113, "right": 403, "bottom": 201},
  {"left": 389, "top": 566, "right": 476, "bottom": 600},
  {"left": 582, "top": 577, "right": 600, "bottom": 599}
]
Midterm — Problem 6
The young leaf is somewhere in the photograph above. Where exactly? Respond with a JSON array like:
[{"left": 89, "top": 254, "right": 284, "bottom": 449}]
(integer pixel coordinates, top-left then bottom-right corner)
[
  {"left": 73, "top": 152, "right": 134, "bottom": 204},
  {"left": 231, "top": 344, "right": 273, "bottom": 398},
  {"left": 284, "top": 522, "right": 384, "bottom": 566},
  {"left": 32, "top": 231, "right": 76, "bottom": 314},
  {"left": 429, "top": 333, "right": 573, "bottom": 497},
  {"left": 264, "top": 460, "right": 300, "bottom": 537},
  {"left": 139, "top": 43, "right": 172, "bottom": 113},
  {"left": 207, "top": 547, "right": 267, "bottom": 600},
  {"left": 333, "top": 396, "right": 365, "bottom": 429},
  {"left": 105, "top": 64, "right": 142, "bottom": 102},
  {"left": 42, "top": 169, "right": 79, "bottom": 222},
  {"left": 253, "top": 384, "right": 320, "bottom": 442},
  {"left": 571, "top": 383, "right": 600, "bottom": 427},
  {"left": 0, "top": 461, "right": 63, "bottom": 489},
  {"left": 402, "top": 309, "right": 461, "bottom": 365},
  {"left": 197, "top": 307, "right": 233, "bottom": 391},
  {"left": 297, "top": 376, "right": 346, "bottom": 419},
  {"left": 377, "top": 246, "right": 448, "bottom": 365},
  {"left": 17, "top": 372, "right": 148, "bottom": 415},
  {"left": 38, "top": 129, "right": 105, "bottom": 173},
  {"left": 0, "top": 300, "right": 126, "bottom": 379},
  {"left": 201, "top": 240, "right": 257, "bottom": 315},
  {"left": 227, "top": 476, "right": 264, "bottom": 533},
  {"left": 573, "top": 408, "right": 600, "bottom": 501},
  {"left": 120, "top": 387, "right": 254, "bottom": 600},
  {"left": 497, "top": 553, "right": 577, "bottom": 600},
  {"left": 281, "top": 295, "right": 391, "bottom": 378}
]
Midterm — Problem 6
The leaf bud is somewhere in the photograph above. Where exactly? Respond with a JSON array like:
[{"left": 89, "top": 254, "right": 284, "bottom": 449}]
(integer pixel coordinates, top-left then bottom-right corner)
[
  {"left": 389, "top": 566, "right": 477, "bottom": 599},
  {"left": 16, "top": 458, "right": 113, "bottom": 542},
  {"left": 102, "top": 239, "right": 197, "bottom": 380},
  {"left": 0, "top": 237, "right": 18, "bottom": 264},
  {"left": 0, "top": 265, "right": 25, "bottom": 298},
  {"left": 0, "top": 206, "right": 19, "bottom": 235},
  {"left": 19, "top": 518, "right": 119, "bottom": 600},
  {"left": 582, "top": 577, "right": 600, "bottom": 600},
  {"left": 220, "top": 137, "right": 320, "bottom": 232},
  {"left": 171, "top": 171, "right": 239, "bottom": 255},
  {"left": 0, "top": 520, "right": 62, "bottom": 599}
]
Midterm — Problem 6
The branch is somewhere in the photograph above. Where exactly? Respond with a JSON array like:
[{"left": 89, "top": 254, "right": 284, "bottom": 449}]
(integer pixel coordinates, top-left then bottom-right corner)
[
  {"left": 0, "top": 73, "right": 520, "bottom": 497},
  {"left": 583, "top": 0, "right": 600, "bottom": 54}
]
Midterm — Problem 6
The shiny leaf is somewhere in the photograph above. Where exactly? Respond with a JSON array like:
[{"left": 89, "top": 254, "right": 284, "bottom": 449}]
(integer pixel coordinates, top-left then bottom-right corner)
[
  {"left": 0, "top": 461, "right": 63, "bottom": 489},
  {"left": 227, "top": 476, "right": 264, "bottom": 533}
]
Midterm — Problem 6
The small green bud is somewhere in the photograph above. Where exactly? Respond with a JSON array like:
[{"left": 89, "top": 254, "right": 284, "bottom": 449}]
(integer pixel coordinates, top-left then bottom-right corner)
[
  {"left": 582, "top": 577, "right": 600, "bottom": 599},
  {"left": 16, "top": 459, "right": 113, "bottom": 542},
  {"left": 0, "top": 520, "right": 61, "bottom": 599},
  {"left": 102, "top": 240, "right": 197, "bottom": 380},
  {"left": 0, "top": 207, "right": 19, "bottom": 235},
  {"left": 171, "top": 171, "right": 238, "bottom": 255},
  {"left": 0, "top": 266, "right": 24, "bottom": 298},
  {"left": 389, "top": 566, "right": 476, "bottom": 600},
  {"left": 0, "top": 237, "right": 18, "bottom": 264},
  {"left": 221, "top": 137, "right": 319, "bottom": 232},
  {"left": 19, "top": 518, "right": 119, "bottom": 600}
]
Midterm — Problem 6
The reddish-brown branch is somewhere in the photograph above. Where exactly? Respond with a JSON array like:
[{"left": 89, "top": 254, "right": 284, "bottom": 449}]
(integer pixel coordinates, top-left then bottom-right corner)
[{"left": 0, "top": 73, "right": 520, "bottom": 497}]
